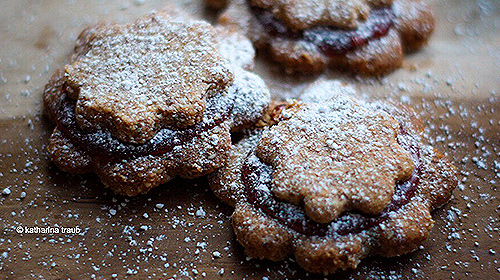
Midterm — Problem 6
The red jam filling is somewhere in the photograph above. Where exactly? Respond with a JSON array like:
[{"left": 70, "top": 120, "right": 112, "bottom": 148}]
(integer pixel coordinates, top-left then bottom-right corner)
[
  {"left": 251, "top": 5, "right": 395, "bottom": 56},
  {"left": 51, "top": 83, "right": 233, "bottom": 158},
  {"left": 241, "top": 131, "right": 421, "bottom": 237}
]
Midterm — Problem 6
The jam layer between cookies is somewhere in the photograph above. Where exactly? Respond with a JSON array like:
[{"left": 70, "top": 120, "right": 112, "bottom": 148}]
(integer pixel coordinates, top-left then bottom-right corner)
[
  {"left": 241, "top": 128, "right": 421, "bottom": 237},
  {"left": 50, "top": 83, "right": 233, "bottom": 159}
]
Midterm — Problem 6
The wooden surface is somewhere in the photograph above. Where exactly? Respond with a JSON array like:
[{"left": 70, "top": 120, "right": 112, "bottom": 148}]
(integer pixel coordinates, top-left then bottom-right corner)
[{"left": 1, "top": 0, "right": 499, "bottom": 279}]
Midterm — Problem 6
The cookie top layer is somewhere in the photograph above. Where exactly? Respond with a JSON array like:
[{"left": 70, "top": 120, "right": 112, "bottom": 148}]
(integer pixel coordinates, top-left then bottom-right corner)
[
  {"left": 250, "top": 0, "right": 392, "bottom": 30},
  {"left": 256, "top": 80, "right": 414, "bottom": 223},
  {"left": 65, "top": 11, "right": 233, "bottom": 144}
]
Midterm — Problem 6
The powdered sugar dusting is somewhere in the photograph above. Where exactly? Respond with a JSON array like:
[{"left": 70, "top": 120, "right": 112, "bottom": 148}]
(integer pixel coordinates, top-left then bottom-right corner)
[
  {"left": 228, "top": 69, "right": 270, "bottom": 130},
  {"left": 215, "top": 26, "right": 255, "bottom": 70}
]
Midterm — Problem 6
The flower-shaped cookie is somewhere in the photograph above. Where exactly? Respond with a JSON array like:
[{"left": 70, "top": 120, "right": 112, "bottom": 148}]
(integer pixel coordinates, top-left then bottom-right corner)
[
  {"left": 67, "top": 12, "right": 233, "bottom": 144},
  {"left": 44, "top": 11, "right": 270, "bottom": 196},
  {"left": 209, "top": 80, "right": 457, "bottom": 273},
  {"left": 258, "top": 82, "right": 414, "bottom": 223},
  {"left": 208, "top": 0, "right": 434, "bottom": 75}
]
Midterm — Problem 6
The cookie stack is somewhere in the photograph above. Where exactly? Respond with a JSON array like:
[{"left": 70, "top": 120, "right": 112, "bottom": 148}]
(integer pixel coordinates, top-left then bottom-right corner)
[
  {"left": 44, "top": 2, "right": 456, "bottom": 275},
  {"left": 44, "top": 11, "right": 270, "bottom": 196},
  {"left": 211, "top": 0, "right": 434, "bottom": 74},
  {"left": 210, "top": 80, "right": 457, "bottom": 273}
]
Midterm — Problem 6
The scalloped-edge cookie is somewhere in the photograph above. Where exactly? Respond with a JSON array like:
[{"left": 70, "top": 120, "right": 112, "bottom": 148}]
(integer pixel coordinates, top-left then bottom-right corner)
[
  {"left": 209, "top": 80, "right": 457, "bottom": 274},
  {"left": 66, "top": 11, "right": 232, "bottom": 144},
  {"left": 207, "top": 0, "right": 434, "bottom": 75},
  {"left": 44, "top": 10, "right": 270, "bottom": 196}
]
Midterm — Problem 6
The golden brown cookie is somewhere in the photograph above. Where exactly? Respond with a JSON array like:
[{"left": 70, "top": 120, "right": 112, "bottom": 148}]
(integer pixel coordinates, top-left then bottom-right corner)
[
  {"left": 209, "top": 80, "right": 457, "bottom": 273},
  {"left": 208, "top": 0, "right": 434, "bottom": 75},
  {"left": 44, "top": 11, "right": 270, "bottom": 196},
  {"left": 67, "top": 11, "right": 232, "bottom": 144}
]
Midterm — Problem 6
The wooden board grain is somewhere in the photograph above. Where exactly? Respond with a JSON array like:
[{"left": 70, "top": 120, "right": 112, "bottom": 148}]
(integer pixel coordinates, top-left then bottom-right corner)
[{"left": 0, "top": 0, "right": 499, "bottom": 279}]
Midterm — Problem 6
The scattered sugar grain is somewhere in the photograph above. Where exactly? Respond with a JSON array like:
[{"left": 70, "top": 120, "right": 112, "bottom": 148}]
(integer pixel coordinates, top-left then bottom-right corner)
[{"left": 2, "top": 188, "right": 11, "bottom": 195}]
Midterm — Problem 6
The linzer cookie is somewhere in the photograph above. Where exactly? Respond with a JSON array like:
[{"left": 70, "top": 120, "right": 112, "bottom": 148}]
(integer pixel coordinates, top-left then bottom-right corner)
[
  {"left": 209, "top": 80, "right": 457, "bottom": 273},
  {"left": 44, "top": 11, "right": 270, "bottom": 196},
  {"left": 208, "top": 0, "right": 435, "bottom": 75}
]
